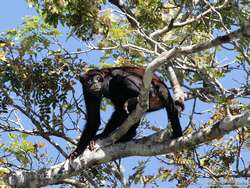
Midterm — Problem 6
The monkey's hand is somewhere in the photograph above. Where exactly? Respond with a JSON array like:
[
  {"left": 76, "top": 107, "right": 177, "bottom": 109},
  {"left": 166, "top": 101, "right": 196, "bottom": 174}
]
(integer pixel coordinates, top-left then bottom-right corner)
[{"left": 88, "top": 140, "right": 97, "bottom": 151}]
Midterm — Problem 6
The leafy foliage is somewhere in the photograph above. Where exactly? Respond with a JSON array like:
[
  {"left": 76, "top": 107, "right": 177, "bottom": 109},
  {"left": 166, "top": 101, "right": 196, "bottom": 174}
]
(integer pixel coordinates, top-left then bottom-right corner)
[
  {"left": 0, "top": 17, "right": 86, "bottom": 167},
  {"left": 0, "top": 0, "right": 249, "bottom": 187},
  {"left": 28, "top": 0, "right": 107, "bottom": 40}
]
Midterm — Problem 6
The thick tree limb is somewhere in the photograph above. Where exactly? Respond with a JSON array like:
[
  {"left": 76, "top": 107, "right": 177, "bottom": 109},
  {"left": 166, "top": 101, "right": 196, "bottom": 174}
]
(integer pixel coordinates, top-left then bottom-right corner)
[{"left": 8, "top": 112, "right": 250, "bottom": 187}]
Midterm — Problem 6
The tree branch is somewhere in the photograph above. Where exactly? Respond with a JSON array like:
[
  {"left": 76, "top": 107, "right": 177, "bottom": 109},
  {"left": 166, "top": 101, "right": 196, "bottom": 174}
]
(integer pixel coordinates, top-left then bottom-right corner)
[
  {"left": 150, "top": 0, "right": 229, "bottom": 38},
  {"left": 8, "top": 112, "right": 250, "bottom": 187},
  {"left": 108, "top": 0, "right": 137, "bottom": 27},
  {"left": 7, "top": 24, "right": 250, "bottom": 187}
]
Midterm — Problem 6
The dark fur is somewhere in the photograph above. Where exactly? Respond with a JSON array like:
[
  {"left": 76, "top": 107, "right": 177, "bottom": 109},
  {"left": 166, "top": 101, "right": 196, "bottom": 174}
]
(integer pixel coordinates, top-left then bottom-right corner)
[{"left": 70, "top": 67, "right": 182, "bottom": 158}]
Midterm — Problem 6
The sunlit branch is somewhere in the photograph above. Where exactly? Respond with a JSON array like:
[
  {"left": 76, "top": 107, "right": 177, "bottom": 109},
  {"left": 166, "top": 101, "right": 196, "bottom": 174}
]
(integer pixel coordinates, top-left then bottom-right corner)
[{"left": 8, "top": 112, "right": 250, "bottom": 187}]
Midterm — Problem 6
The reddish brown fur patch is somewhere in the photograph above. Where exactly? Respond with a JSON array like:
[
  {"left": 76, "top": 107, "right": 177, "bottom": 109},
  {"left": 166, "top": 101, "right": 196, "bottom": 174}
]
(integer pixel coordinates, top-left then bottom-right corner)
[
  {"left": 100, "top": 67, "right": 167, "bottom": 110},
  {"left": 100, "top": 67, "right": 163, "bottom": 83},
  {"left": 149, "top": 96, "right": 163, "bottom": 110}
]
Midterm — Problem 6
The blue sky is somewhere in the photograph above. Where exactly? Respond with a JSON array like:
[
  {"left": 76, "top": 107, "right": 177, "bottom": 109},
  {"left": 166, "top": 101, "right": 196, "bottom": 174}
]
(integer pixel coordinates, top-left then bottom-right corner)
[
  {"left": 0, "top": 1, "right": 249, "bottom": 188},
  {"left": 0, "top": 0, "right": 36, "bottom": 30}
]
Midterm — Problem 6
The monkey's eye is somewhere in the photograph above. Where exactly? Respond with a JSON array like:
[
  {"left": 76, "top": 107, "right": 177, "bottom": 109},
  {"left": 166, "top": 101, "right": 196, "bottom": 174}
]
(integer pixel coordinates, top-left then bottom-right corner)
[{"left": 87, "top": 79, "right": 93, "bottom": 85}]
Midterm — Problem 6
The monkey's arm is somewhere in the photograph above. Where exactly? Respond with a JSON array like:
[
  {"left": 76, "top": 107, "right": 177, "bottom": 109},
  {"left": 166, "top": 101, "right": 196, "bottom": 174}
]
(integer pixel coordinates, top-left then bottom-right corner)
[{"left": 69, "top": 93, "right": 101, "bottom": 159}]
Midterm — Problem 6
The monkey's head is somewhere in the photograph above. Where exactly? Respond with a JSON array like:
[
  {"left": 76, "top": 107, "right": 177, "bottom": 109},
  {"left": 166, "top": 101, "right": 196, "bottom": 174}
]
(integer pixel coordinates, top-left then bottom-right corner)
[{"left": 80, "top": 69, "right": 104, "bottom": 97}]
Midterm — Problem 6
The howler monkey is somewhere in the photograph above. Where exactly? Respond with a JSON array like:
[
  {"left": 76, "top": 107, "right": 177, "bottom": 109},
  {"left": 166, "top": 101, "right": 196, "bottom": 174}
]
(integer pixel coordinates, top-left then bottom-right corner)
[{"left": 70, "top": 67, "right": 183, "bottom": 158}]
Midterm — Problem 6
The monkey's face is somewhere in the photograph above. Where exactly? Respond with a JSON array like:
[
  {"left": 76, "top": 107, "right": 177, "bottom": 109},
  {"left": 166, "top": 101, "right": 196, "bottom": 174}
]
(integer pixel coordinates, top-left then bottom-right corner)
[{"left": 81, "top": 72, "right": 104, "bottom": 97}]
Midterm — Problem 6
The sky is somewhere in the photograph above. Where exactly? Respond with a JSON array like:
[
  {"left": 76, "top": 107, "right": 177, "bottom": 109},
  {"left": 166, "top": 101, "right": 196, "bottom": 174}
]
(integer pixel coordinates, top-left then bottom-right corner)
[
  {"left": 0, "top": 1, "right": 248, "bottom": 188},
  {"left": 0, "top": 0, "right": 36, "bottom": 30}
]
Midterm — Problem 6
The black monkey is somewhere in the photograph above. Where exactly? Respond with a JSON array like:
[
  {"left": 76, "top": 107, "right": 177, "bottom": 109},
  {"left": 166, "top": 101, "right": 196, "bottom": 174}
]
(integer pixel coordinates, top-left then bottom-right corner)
[{"left": 70, "top": 67, "right": 183, "bottom": 158}]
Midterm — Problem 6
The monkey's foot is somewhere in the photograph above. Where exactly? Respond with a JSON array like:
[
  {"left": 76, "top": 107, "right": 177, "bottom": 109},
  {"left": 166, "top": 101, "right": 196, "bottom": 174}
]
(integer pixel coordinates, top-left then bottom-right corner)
[{"left": 88, "top": 140, "right": 97, "bottom": 151}]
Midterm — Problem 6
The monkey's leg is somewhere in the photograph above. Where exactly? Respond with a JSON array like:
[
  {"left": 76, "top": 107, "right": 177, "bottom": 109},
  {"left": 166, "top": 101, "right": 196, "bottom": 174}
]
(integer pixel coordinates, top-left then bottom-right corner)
[
  {"left": 95, "top": 109, "right": 128, "bottom": 140},
  {"left": 165, "top": 105, "right": 182, "bottom": 139}
]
